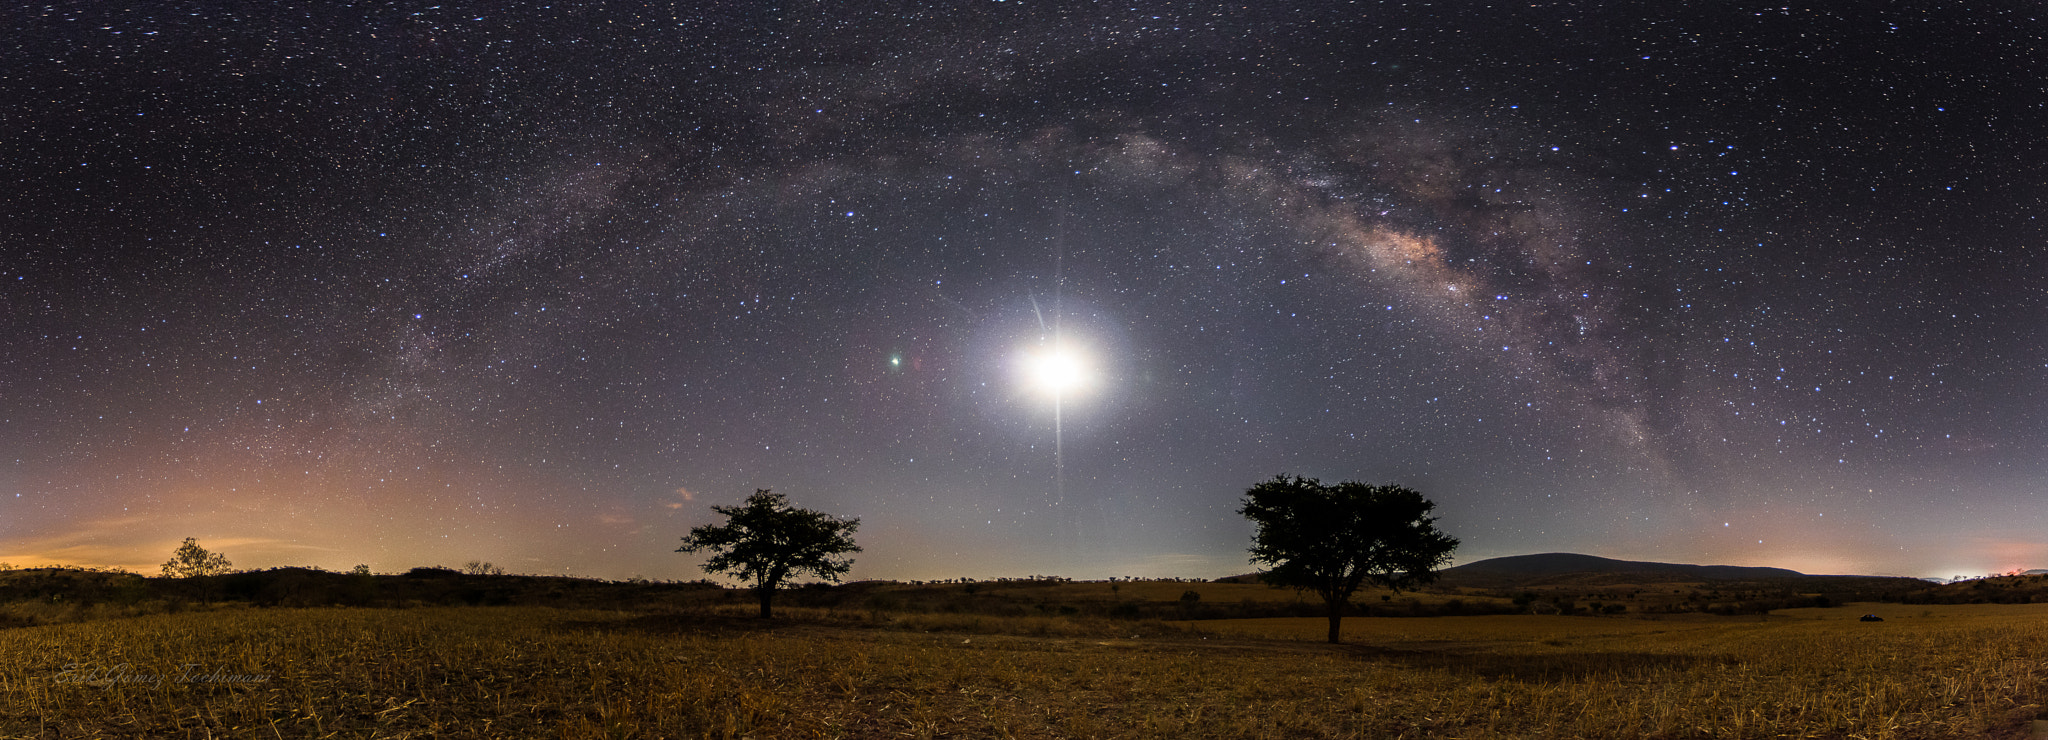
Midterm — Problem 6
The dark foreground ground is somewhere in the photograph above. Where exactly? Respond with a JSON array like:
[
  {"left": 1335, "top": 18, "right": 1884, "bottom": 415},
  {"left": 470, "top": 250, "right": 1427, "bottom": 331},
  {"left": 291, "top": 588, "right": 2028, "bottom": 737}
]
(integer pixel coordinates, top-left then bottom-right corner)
[{"left": 4, "top": 601, "right": 2047, "bottom": 738}]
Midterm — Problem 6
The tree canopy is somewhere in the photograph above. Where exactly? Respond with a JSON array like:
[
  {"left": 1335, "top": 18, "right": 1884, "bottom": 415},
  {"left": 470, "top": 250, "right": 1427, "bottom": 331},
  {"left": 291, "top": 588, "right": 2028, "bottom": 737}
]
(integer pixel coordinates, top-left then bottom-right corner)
[
  {"left": 1240, "top": 475, "right": 1458, "bottom": 643},
  {"left": 160, "top": 537, "right": 234, "bottom": 578},
  {"left": 677, "top": 489, "right": 860, "bottom": 618}
]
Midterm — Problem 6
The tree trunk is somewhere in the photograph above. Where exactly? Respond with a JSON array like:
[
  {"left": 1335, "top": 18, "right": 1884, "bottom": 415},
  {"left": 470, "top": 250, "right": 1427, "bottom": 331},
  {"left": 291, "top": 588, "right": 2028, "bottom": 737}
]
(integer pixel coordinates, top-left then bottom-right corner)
[
  {"left": 1326, "top": 598, "right": 1344, "bottom": 644},
  {"left": 756, "top": 587, "right": 774, "bottom": 619}
]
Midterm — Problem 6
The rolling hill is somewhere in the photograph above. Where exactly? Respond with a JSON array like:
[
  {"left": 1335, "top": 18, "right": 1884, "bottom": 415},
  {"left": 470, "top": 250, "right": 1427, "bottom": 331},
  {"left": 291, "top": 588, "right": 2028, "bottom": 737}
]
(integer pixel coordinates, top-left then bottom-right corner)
[
  {"left": 1221, "top": 552, "right": 1928, "bottom": 597},
  {"left": 1436, "top": 553, "right": 1806, "bottom": 586}
]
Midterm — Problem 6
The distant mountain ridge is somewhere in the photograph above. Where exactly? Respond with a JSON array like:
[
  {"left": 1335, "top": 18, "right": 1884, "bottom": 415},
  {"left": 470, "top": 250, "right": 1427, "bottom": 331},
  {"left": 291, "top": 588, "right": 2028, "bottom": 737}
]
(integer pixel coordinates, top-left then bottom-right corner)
[
  {"left": 1441, "top": 553, "right": 1808, "bottom": 582},
  {"left": 1214, "top": 552, "right": 1944, "bottom": 592},
  {"left": 1214, "top": 552, "right": 1819, "bottom": 587}
]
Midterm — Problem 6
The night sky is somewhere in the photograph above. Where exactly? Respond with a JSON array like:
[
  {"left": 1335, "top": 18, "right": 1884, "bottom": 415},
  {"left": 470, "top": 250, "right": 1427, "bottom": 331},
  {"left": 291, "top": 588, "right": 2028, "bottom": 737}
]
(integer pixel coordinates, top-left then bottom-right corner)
[{"left": 5, "top": 2, "right": 2044, "bottom": 581}]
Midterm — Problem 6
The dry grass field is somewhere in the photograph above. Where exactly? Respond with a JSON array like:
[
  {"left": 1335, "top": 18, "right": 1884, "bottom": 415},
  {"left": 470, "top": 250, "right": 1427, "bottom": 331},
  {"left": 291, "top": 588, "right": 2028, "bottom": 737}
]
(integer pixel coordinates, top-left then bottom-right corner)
[
  {"left": 973, "top": 579, "right": 1500, "bottom": 608},
  {"left": 2, "top": 601, "right": 2046, "bottom": 739}
]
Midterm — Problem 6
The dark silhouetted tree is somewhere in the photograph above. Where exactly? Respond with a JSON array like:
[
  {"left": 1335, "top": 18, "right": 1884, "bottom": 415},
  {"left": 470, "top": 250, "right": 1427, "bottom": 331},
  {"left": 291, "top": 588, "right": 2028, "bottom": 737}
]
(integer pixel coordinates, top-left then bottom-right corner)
[
  {"left": 160, "top": 537, "right": 234, "bottom": 578},
  {"left": 677, "top": 489, "right": 860, "bottom": 618},
  {"left": 1239, "top": 475, "right": 1458, "bottom": 643},
  {"left": 461, "top": 560, "right": 504, "bottom": 576}
]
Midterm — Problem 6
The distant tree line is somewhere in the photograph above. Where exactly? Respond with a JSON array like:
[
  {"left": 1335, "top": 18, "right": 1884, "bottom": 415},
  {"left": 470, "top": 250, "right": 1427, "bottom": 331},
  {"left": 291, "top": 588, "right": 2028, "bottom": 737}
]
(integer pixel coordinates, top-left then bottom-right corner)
[{"left": 665, "top": 476, "right": 1463, "bottom": 638}]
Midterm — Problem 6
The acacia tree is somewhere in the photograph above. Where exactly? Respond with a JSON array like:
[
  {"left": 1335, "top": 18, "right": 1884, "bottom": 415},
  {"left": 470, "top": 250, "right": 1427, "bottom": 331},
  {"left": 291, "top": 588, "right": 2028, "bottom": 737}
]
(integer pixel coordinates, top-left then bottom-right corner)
[
  {"left": 677, "top": 489, "right": 860, "bottom": 618},
  {"left": 160, "top": 537, "right": 234, "bottom": 578},
  {"left": 1239, "top": 475, "right": 1458, "bottom": 643}
]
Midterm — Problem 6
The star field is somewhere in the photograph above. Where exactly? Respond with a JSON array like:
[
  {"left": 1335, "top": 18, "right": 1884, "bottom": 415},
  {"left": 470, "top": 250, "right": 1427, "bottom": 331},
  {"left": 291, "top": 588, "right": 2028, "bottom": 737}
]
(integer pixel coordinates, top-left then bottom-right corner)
[{"left": 2, "top": 2, "right": 2044, "bottom": 580}]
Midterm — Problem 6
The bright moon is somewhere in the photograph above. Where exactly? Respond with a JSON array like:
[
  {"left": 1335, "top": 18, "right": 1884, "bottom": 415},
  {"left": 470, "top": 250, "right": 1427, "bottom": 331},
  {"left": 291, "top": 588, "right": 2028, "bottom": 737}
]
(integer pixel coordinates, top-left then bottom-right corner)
[{"left": 1021, "top": 342, "right": 1091, "bottom": 395}]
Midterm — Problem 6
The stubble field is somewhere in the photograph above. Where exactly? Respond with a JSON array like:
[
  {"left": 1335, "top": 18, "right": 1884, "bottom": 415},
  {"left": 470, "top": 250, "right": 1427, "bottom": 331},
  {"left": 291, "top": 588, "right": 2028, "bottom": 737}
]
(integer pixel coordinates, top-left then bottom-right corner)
[{"left": 3, "top": 602, "right": 2046, "bottom": 739}]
